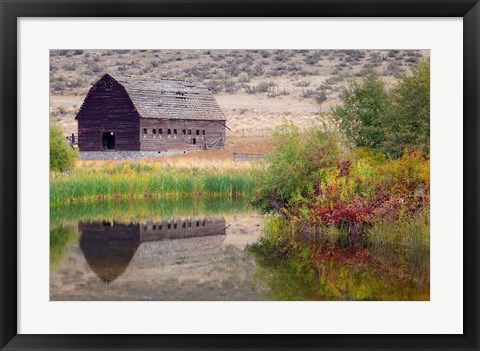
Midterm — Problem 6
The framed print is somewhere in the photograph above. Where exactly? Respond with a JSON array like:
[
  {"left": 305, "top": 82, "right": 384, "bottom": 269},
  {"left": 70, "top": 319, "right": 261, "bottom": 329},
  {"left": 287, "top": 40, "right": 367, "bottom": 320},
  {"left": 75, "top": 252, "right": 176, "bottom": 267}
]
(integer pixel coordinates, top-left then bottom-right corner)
[{"left": 1, "top": 0, "right": 479, "bottom": 350}]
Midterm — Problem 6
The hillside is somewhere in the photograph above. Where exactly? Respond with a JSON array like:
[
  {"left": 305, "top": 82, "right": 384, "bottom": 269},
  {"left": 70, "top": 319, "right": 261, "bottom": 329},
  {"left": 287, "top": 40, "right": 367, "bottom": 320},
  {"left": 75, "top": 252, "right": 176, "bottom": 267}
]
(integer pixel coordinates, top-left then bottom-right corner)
[{"left": 50, "top": 49, "right": 428, "bottom": 137}]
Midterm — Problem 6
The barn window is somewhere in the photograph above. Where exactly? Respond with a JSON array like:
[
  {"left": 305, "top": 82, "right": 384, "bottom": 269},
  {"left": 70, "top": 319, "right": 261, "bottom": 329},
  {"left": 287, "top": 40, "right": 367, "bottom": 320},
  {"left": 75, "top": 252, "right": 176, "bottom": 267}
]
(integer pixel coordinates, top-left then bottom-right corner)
[
  {"left": 196, "top": 220, "right": 200, "bottom": 227},
  {"left": 159, "top": 224, "right": 162, "bottom": 230},
  {"left": 153, "top": 129, "right": 157, "bottom": 135},
  {"left": 188, "top": 129, "right": 192, "bottom": 135},
  {"left": 202, "top": 130, "right": 205, "bottom": 135},
  {"left": 175, "top": 91, "right": 186, "bottom": 100},
  {"left": 182, "top": 222, "right": 186, "bottom": 228},
  {"left": 153, "top": 223, "right": 156, "bottom": 230},
  {"left": 174, "top": 222, "right": 177, "bottom": 229},
  {"left": 173, "top": 129, "right": 177, "bottom": 136},
  {"left": 168, "top": 129, "right": 171, "bottom": 136},
  {"left": 105, "top": 79, "right": 113, "bottom": 91},
  {"left": 196, "top": 130, "right": 200, "bottom": 136},
  {"left": 159, "top": 129, "right": 163, "bottom": 135},
  {"left": 182, "top": 129, "right": 186, "bottom": 135},
  {"left": 168, "top": 222, "right": 171, "bottom": 229},
  {"left": 143, "top": 128, "right": 147, "bottom": 135}
]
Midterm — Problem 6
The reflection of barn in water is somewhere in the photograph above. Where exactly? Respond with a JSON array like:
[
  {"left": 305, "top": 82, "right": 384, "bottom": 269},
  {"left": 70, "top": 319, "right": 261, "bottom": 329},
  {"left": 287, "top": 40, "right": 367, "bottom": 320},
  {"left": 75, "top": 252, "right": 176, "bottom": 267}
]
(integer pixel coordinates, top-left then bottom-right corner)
[{"left": 79, "top": 217, "right": 226, "bottom": 284}]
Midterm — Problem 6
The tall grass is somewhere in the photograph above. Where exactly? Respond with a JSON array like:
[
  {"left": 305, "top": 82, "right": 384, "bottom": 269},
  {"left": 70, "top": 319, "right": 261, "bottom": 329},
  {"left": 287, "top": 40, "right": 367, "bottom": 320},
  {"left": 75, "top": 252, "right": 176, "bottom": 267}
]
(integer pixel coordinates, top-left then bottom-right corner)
[
  {"left": 367, "top": 210, "right": 430, "bottom": 287},
  {"left": 50, "top": 163, "right": 257, "bottom": 206}
]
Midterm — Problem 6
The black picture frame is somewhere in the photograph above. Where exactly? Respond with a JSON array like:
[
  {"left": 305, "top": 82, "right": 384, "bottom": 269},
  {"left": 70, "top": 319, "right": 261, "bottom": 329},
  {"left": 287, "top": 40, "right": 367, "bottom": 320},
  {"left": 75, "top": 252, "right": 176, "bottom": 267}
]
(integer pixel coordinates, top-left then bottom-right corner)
[{"left": 1, "top": 1, "right": 478, "bottom": 350}]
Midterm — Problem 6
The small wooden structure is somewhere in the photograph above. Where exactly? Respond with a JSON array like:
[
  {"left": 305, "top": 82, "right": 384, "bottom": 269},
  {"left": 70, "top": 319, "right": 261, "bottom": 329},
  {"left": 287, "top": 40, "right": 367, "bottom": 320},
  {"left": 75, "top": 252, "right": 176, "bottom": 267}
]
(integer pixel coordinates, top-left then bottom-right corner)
[
  {"left": 75, "top": 73, "right": 226, "bottom": 152},
  {"left": 233, "top": 152, "right": 266, "bottom": 162}
]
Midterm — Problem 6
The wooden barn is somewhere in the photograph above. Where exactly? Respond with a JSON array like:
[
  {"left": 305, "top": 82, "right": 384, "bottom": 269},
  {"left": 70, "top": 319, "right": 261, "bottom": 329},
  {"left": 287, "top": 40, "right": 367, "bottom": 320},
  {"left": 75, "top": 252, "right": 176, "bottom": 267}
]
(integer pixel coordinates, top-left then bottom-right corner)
[{"left": 75, "top": 73, "right": 226, "bottom": 152}]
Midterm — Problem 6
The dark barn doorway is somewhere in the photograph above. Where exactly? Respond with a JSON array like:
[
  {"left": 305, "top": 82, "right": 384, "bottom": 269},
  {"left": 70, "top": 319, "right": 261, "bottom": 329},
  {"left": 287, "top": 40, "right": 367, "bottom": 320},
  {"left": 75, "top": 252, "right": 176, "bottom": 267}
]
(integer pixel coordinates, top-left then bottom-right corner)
[
  {"left": 192, "top": 138, "right": 197, "bottom": 146},
  {"left": 102, "top": 132, "right": 116, "bottom": 150}
]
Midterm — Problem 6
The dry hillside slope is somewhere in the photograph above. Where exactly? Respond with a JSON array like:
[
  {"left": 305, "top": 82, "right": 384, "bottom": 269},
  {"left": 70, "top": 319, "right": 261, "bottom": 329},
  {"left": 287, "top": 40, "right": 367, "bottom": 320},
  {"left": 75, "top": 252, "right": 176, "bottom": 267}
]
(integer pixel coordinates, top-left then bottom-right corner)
[{"left": 50, "top": 49, "right": 429, "bottom": 137}]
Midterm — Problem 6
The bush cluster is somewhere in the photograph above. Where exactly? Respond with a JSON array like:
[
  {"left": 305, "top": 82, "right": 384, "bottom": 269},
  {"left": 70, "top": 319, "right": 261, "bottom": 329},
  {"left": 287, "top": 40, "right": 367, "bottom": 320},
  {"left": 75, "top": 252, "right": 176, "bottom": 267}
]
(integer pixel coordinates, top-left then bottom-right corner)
[
  {"left": 331, "top": 60, "right": 430, "bottom": 158},
  {"left": 252, "top": 122, "right": 429, "bottom": 250},
  {"left": 50, "top": 123, "right": 77, "bottom": 172}
]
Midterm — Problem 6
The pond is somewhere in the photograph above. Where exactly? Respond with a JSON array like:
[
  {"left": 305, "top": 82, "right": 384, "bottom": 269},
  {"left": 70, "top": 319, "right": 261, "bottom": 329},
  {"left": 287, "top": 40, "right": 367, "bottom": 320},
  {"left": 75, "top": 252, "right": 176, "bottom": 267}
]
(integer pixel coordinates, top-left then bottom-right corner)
[
  {"left": 50, "top": 196, "right": 429, "bottom": 301},
  {"left": 50, "top": 197, "right": 267, "bottom": 301}
]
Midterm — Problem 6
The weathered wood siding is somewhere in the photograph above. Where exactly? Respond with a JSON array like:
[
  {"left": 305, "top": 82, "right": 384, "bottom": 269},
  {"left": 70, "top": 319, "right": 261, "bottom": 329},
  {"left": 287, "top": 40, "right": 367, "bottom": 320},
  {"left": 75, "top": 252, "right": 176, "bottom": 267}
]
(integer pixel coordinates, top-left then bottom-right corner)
[
  {"left": 77, "top": 77, "right": 140, "bottom": 151},
  {"left": 139, "top": 118, "right": 226, "bottom": 151}
]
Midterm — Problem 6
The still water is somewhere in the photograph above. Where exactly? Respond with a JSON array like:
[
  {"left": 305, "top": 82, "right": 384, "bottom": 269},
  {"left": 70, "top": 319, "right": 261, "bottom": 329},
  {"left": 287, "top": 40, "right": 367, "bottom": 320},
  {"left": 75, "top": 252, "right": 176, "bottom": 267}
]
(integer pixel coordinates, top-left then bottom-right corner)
[{"left": 50, "top": 197, "right": 267, "bottom": 301}]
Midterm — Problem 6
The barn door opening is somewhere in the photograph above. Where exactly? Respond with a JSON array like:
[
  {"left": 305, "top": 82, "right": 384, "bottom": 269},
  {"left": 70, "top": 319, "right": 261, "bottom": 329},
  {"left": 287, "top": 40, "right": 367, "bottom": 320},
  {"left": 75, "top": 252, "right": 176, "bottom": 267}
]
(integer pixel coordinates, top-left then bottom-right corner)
[
  {"left": 192, "top": 138, "right": 197, "bottom": 146},
  {"left": 102, "top": 132, "right": 116, "bottom": 150}
]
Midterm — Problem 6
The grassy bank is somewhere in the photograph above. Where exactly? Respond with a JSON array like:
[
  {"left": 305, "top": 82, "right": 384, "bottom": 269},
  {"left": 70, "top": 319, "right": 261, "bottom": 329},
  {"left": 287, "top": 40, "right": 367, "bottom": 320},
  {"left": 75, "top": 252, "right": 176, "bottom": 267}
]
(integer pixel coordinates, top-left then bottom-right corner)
[
  {"left": 247, "top": 121, "right": 430, "bottom": 300},
  {"left": 50, "top": 162, "right": 258, "bottom": 207}
]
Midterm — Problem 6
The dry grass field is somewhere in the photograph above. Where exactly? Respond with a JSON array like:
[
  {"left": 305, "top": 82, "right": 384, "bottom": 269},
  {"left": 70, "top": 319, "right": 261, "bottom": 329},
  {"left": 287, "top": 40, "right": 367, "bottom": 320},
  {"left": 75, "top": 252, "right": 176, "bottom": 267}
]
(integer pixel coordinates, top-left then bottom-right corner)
[
  {"left": 74, "top": 135, "right": 273, "bottom": 170},
  {"left": 50, "top": 49, "right": 429, "bottom": 162}
]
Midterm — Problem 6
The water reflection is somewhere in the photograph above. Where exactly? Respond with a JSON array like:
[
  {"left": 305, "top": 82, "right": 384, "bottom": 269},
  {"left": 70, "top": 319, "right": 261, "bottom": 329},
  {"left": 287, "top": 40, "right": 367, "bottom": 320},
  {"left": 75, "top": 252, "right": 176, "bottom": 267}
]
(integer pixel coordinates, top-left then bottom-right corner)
[
  {"left": 79, "top": 217, "right": 226, "bottom": 284},
  {"left": 50, "top": 198, "right": 266, "bottom": 301}
]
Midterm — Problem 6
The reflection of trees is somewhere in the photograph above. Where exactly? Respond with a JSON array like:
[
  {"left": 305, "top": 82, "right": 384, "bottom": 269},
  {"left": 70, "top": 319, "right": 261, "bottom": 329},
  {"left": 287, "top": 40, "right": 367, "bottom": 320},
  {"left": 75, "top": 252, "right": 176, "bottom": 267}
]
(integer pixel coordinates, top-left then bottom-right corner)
[
  {"left": 50, "top": 224, "right": 80, "bottom": 269},
  {"left": 79, "top": 217, "right": 226, "bottom": 284},
  {"left": 250, "top": 251, "right": 430, "bottom": 301}
]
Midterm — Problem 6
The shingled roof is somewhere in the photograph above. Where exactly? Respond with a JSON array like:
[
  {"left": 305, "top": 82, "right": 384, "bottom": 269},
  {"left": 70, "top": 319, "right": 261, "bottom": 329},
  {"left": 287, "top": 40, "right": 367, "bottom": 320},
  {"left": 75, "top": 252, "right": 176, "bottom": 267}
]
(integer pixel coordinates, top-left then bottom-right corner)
[{"left": 118, "top": 76, "right": 225, "bottom": 121}]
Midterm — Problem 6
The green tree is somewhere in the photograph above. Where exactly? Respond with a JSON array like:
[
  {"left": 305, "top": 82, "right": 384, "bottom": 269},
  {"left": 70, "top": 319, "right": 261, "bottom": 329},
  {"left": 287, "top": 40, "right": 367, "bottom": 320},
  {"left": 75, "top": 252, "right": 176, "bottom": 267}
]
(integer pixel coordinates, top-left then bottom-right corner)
[
  {"left": 386, "top": 60, "right": 430, "bottom": 158},
  {"left": 50, "top": 122, "right": 77, "bottom": 172},
  {"left": 331, "top": 68, "right": 391, "bottom": 150},
  {"left": 331, "top": 61, "right": 430, "bottom": 158}
]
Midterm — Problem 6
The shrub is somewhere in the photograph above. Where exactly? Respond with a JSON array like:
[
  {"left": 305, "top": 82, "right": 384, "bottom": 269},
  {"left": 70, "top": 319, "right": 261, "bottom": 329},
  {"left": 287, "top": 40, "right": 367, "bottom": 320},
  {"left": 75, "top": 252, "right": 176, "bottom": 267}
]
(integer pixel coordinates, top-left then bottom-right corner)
[
  {"left": 87, "top": 62, "right": 102, "bottom": 73},
  {"left": 50, "top": 123, "right": 77, "bottom": 172},
  {"left": 294, "top": 79, "right": 310, "bottom": 87},
  {"left": 302, "top": 87, "right": 328, "bottom": 103},
  {"left": 260, "top": 50, "right": 271, "bottom": 58},
  {"left": 252, "top": 122, "right": 341, "bottom": 214},
  {"left": 245, "top": 81, "right": 276, "bottom": 94},
  {"left": 62, "top": 63, "right": 77, "bottom": 71}
]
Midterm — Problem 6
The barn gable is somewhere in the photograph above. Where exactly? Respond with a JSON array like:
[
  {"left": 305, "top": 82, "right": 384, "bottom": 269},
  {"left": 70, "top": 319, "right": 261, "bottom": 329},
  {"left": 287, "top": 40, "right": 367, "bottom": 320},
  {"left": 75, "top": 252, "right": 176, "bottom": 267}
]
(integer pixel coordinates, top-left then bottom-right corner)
[
  {"left": 76, "top": 73, "right": 137, "bottom": 120},
  {"left": 76, "top": 74, "right": 141, "bottom": 151}
]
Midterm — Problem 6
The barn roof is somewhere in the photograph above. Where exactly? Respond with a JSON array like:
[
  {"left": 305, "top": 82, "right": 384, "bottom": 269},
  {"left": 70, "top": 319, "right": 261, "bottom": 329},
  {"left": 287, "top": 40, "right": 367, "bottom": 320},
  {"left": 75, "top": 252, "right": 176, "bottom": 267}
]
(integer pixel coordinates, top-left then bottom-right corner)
[{"left": 79, "top": 73, "right": 226, "bottom": 121}]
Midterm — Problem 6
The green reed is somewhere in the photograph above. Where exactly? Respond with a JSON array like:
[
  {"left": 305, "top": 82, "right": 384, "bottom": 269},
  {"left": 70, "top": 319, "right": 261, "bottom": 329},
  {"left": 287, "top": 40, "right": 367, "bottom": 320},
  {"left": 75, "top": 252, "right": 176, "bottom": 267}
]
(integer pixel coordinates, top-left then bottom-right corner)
[
  {"left": 50, "top": 166, "right": 257, "bottom": 207},
  {"left": 366, "top": 210, "right": 430, "bottom": 288}
]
